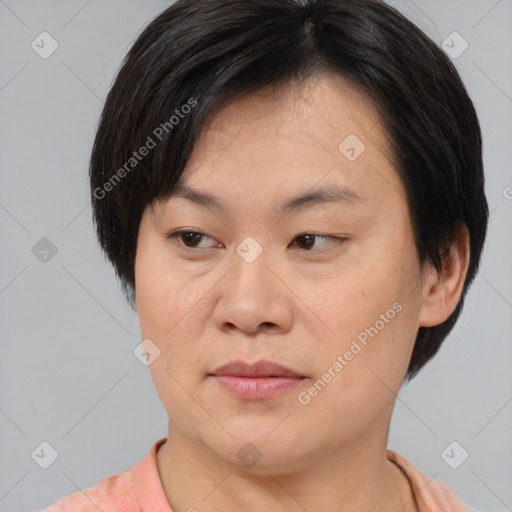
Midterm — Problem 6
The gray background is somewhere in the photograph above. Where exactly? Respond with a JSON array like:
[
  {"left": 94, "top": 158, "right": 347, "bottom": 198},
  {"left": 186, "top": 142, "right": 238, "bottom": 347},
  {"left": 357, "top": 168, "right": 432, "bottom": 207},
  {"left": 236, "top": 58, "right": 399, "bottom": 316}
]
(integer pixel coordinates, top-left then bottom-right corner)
[{"left": 0, "top": 1, "right": 511, "bottom": 511}]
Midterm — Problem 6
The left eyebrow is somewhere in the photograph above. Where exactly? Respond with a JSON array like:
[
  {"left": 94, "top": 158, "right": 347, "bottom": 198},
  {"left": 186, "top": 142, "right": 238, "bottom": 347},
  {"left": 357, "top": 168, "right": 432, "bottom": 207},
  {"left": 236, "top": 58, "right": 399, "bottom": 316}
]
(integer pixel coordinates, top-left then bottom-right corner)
[
  {"left": 275, "top": 182, "right": 365, "bottom": 215},
  {"left": 167, "top": 180, "right": 365, "bottom": 216}
]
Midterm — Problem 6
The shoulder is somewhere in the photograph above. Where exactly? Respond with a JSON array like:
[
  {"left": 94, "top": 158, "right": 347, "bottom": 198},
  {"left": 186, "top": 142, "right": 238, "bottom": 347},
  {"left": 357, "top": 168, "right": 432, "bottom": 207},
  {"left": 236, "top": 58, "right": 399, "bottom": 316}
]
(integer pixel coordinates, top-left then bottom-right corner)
[
  {"left": 38, "top": 438, "right": 169, "bottom": 512},
  {"left": 38, "top": 467, "right": 139, "bottom": 512},
  {"left": 386, "top": 449, "right": 477, "bottom": 512}
]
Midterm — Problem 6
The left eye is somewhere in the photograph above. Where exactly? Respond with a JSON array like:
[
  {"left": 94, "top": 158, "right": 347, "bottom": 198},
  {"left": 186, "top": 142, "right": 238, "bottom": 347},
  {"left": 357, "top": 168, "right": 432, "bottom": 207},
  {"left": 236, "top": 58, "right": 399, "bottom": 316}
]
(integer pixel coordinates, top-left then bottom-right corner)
[{"left": 291, "top": 233, "right": 336, "bottom": 251}]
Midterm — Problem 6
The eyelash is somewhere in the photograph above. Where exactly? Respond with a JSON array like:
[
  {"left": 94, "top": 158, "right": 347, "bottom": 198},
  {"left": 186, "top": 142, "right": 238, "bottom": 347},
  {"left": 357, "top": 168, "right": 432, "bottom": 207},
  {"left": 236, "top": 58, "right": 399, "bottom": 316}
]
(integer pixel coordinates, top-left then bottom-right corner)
[{"left": 165, "top": 230, "right": 345, "bottom": 252}]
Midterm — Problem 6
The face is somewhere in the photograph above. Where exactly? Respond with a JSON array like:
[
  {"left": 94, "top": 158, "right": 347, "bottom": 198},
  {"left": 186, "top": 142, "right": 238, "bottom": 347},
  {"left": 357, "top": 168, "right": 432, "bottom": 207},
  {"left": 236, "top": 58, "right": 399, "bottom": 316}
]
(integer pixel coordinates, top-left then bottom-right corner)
[{"left": 135, "top": 73, "right": 428, "bottom": 473}]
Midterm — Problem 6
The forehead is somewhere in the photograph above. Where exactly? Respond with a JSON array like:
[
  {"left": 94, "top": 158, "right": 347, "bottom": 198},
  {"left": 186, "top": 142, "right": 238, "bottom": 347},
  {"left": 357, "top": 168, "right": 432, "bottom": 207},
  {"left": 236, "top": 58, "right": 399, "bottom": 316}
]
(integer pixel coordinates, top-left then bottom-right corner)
[
  {"left": 158, "top": 74, "right": 404, "bottom": 216},
  {"left": 194, "top": 73, "right": 388, "bottom": 156}
]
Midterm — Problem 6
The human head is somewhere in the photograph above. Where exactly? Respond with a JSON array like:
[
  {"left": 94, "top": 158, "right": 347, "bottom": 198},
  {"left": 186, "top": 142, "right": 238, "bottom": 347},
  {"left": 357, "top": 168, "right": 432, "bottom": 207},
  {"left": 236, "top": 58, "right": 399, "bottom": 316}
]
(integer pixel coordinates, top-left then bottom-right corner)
[{"left": 90, "top": 0, "right": 488, "bottom": 381}]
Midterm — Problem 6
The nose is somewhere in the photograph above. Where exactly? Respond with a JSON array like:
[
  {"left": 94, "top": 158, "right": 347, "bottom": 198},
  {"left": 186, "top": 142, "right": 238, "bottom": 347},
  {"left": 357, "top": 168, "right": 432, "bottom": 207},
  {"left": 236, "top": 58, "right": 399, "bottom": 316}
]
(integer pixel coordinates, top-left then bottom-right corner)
[{"left": 211, "top": 242, "right": 294, "bottom": 336}]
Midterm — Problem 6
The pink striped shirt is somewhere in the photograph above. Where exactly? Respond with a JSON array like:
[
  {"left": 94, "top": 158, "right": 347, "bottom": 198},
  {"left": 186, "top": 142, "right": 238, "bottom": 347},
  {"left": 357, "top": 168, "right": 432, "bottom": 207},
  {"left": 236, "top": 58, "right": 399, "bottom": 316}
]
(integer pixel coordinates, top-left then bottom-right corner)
[{"left": 40, "top": 438, "right": 474, "bottom": 511}]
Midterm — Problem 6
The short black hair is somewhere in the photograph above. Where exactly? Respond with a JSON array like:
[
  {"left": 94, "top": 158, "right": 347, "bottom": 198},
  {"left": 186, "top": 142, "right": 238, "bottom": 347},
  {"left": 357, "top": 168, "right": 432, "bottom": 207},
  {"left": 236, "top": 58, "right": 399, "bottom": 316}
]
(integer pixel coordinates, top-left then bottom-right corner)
[{"left": 90, "top": 0, "right": 488, "bottom": 380}]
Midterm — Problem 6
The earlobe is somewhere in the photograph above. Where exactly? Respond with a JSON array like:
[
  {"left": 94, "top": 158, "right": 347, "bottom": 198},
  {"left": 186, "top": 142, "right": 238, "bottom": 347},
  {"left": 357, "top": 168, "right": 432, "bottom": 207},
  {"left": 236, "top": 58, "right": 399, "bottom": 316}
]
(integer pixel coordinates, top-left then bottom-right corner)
[{"left": 418, "top": 225, "right": 470, "bottom": 328}]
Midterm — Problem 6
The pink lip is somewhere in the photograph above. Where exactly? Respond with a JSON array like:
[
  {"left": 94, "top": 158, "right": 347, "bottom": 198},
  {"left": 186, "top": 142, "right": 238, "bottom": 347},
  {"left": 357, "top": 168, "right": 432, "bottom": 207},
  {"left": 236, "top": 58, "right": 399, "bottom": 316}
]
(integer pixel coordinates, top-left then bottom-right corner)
[{"left": 210, "top": 360, "right": 306, "bottom": 400}]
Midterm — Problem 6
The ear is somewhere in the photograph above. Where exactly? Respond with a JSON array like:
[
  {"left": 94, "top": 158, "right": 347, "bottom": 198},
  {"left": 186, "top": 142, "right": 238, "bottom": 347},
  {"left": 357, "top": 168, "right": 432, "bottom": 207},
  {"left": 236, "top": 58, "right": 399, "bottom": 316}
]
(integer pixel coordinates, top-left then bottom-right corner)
[{"left": 417, "top": 225, "right": 470, "bottom": 328}]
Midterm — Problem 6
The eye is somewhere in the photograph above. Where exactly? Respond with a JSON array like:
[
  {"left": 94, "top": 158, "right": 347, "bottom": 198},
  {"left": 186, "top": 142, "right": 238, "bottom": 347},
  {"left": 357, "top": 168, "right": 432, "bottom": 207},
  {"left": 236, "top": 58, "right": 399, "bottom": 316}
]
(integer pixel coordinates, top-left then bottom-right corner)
[
  {"left": 291, "top": 233, "right": 340, "bottom": 251},
  {"left": 165, "top": 230, "right": 219, "bottom": 249},
  {"left": 165, "top": 230, "right": 344, "bottom": 252}
]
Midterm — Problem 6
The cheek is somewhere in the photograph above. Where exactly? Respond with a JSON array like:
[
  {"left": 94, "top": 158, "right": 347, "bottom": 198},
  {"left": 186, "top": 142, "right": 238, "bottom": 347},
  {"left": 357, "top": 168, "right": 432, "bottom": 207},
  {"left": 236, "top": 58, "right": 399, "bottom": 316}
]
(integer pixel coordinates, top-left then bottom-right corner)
[
  {"left": 308, "top": 254, "right": 413, "bottom": 340},
  {"left": 135, "top": 235, "right": 189, "bottom": 333},
  {"left": 135, "top": 253, "right": 212, "bottom": 377},
  {"left": 299, "top": 304, "right": 416, "bottom": 434},
  {"left": 136, "top": 255, "right": 207, "bottom": 415},
  {"left": 300, "top": 245, "right": 421, "bottom": 387}
]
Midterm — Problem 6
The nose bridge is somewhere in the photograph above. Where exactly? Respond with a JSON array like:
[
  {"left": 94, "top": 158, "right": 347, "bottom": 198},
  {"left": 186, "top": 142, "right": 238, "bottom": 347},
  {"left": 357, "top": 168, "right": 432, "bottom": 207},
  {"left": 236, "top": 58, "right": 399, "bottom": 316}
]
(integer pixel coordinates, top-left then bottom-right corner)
[
  {"left": 231, "top": 234, "right": 273, "bottom": 298},
  {"left": 212, "top": 234, "right": 293, "bottom": 334}
]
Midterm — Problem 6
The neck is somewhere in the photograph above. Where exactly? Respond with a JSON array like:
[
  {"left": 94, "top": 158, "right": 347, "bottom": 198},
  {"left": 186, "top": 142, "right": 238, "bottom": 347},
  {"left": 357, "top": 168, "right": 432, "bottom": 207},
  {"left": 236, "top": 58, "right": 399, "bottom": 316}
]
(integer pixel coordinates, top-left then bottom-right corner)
[{"left": 156, "top": 424, "right": 416, "bottom": 512}]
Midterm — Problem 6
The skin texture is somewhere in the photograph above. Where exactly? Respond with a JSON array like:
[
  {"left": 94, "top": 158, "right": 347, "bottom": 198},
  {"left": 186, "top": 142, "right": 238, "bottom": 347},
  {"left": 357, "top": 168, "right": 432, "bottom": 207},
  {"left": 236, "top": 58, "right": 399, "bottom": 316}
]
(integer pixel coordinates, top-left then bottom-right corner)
[{"left": 134, "top": 72, "right": 469, "bottom": 512}]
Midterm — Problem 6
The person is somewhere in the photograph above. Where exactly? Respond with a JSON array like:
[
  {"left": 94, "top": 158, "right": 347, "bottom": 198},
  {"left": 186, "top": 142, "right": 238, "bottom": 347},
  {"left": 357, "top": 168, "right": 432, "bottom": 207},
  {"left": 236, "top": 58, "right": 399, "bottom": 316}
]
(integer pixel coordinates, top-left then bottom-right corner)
[{"left": 40, "top": 0, "right": 488, "bottom": 510}]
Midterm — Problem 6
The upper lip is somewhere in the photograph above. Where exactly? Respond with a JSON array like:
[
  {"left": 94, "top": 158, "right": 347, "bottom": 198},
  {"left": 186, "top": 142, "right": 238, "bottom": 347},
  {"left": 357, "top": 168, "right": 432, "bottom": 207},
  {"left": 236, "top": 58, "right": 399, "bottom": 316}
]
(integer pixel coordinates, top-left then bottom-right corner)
[{"left": 211, "top": 360, "right": 304, "bottom": 378}]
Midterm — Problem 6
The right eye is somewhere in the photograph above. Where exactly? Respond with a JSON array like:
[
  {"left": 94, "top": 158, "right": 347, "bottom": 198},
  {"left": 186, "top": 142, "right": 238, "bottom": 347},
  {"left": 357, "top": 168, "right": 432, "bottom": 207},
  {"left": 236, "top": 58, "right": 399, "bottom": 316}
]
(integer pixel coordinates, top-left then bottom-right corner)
[{"left": 165, "top": 230, "right": 220, "bottom": 249}]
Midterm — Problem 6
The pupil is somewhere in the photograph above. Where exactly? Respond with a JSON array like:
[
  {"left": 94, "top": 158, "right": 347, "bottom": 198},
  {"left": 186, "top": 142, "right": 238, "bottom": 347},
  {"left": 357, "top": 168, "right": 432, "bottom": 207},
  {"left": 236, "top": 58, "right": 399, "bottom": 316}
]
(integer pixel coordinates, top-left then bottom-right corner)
[
  {"left": 185, "top": 232, "right": 202, "bottom": 245},
  {"left": 298, "top": 234, "right": 314, "bottom": 249}
]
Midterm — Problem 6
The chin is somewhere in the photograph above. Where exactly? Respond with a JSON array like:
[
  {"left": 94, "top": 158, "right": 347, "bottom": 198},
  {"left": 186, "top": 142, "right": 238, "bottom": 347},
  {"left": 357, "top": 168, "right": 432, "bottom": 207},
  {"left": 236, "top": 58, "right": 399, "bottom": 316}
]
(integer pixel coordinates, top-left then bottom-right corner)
[{"left": 205, "top": 421, "right": 309, "bottom": 469}]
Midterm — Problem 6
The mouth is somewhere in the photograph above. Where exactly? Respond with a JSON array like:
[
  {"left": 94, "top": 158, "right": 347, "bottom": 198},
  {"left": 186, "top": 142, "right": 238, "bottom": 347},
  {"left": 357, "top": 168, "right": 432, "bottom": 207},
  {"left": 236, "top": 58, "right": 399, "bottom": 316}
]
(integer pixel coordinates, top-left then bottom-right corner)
[
  {"left": 209, "top": 360, "right": 307, "bottom": 400},
  {"left": 211, "top": 359, "right": 305, "bottom": 378}
]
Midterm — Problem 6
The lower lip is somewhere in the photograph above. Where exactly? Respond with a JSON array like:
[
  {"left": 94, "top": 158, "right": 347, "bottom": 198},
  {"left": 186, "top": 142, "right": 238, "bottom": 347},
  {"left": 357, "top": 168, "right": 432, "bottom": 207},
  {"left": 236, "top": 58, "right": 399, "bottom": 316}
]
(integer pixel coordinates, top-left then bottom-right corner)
[{"left": 213, "top": 375, "right": 305, "bottom": 400}]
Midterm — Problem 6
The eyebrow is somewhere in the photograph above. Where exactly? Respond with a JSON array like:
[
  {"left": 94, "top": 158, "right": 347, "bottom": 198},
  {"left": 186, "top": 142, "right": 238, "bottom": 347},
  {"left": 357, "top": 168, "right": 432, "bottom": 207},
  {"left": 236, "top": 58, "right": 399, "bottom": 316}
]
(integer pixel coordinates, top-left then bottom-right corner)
[{"left": 169, "top": 181, "right": 365, "bottom": 215}]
